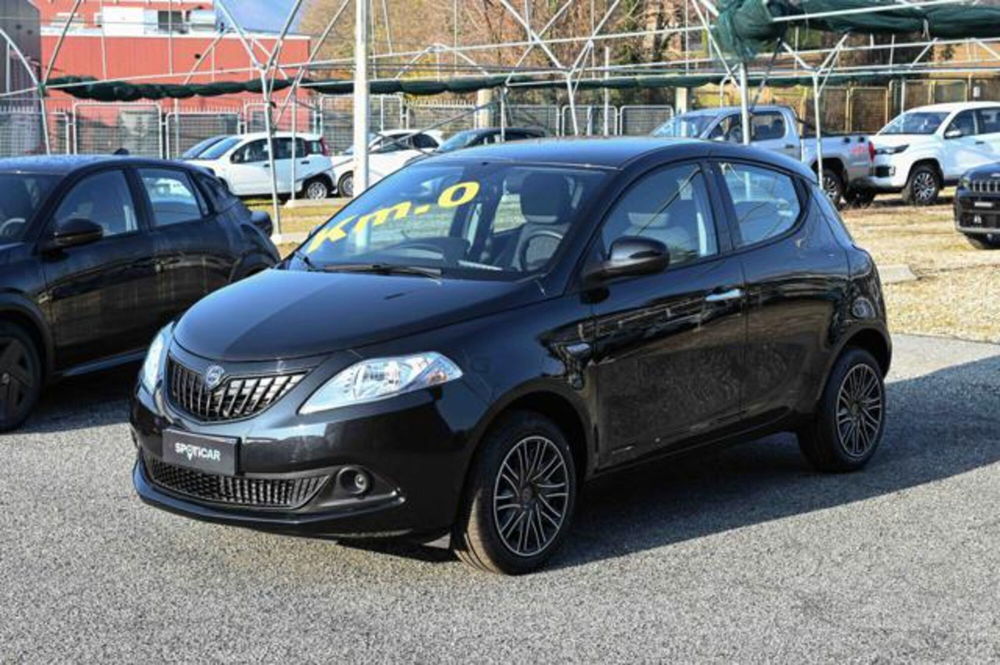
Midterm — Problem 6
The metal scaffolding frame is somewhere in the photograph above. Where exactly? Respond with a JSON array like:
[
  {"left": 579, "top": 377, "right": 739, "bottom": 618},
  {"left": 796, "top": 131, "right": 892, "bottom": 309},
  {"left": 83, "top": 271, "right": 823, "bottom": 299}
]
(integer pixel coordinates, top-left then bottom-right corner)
[{"left": 4, "top": 0, "right": 1000, "bottom": 236}]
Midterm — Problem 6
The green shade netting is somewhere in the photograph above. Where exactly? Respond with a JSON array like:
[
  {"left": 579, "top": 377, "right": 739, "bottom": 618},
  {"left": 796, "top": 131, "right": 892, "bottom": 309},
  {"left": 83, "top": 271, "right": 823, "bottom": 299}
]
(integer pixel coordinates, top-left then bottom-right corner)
[{"left": 716, "top": 0, "right": 1000, "bottom": 61}]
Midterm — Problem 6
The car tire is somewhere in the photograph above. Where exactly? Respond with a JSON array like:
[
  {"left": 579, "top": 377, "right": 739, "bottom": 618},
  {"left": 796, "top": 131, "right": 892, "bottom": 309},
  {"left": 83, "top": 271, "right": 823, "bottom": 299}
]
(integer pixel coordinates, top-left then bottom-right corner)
[
  {"left": 0, "top": 322, "right": 42, "bottom": 432},
  {"left": 338, "top": 172, "right": 354, "bottom": 198},
  {"left": 303, "top": 177, "right": 331, "bottom": 200},
  {"left": 845, "top": 188, "right": 876, "bottom": 209},
  {"left": 821, "top": 168, "right": 845, "bottom": 208},
  {"left": 798, "top": 347, "right": 886, "bottom": 473},
  {"left": 964, "top": 233, "right": 1000, "bottom": 250},
  {"left": 902, "top": 165, "right": 940, "bottom": 206},
  {"left": 453, "top": 411, "right": 577, "bottom": 575}
]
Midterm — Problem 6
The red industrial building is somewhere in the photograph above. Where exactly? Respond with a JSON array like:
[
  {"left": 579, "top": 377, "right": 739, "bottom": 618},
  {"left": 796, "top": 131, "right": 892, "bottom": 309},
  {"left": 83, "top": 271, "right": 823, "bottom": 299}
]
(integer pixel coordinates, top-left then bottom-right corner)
[{"left": 37, "top": 0, "right": 312, "bottom": 113}]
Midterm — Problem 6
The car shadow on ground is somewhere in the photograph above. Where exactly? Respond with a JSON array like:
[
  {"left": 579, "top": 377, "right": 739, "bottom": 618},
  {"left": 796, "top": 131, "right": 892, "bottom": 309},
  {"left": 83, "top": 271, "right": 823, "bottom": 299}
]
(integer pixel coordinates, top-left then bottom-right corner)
[
  {"left": 19, "top": 364, "right": 138, "bottom": 434},
  {"left": 346, "top": 353, "right": 1000, "bottom": 570}
]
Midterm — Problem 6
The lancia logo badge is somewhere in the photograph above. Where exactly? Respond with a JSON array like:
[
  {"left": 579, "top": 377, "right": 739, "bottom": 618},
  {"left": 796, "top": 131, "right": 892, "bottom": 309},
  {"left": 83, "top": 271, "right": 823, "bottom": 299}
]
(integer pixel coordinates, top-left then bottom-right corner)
[{"left": 204, "top": 365, "right": 225, "bottom": 390}]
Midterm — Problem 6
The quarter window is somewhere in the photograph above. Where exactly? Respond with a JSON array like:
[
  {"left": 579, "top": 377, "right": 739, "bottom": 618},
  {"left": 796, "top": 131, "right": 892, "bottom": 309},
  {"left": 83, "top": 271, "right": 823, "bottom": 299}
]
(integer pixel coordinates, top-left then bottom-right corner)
[
  {"left": 139, "top": 168, "right": 205, "bottom": 227},
  {"left": 719, "top": 162, "right": 802, "bottom": 247},
  {"left": 601, "top": 163, "right": 719, "bottom": 268},
  {"left": 55, "top": 170, "right": 138, "bottom": 237}
]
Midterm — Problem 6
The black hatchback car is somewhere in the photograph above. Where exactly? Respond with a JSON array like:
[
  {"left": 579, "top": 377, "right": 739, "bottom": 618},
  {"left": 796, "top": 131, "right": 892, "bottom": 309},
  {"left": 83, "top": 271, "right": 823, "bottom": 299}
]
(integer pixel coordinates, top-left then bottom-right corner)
[
  {"left": 0, "top": 155, "right": 278, "bottom": 430},
  {"left": 132, "top": 139, "right": 890, "bottom": 574}
]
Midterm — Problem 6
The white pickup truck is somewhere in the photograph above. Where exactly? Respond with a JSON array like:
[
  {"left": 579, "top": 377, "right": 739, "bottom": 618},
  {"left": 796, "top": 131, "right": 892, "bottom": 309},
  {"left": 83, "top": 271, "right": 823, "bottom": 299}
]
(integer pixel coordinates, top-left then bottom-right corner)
[
  {"left": 862, "top": 102, "right": 1000, "bottom": 206},
  {"left": 652, "top": 104, "right": 873, "bottom": 206}
]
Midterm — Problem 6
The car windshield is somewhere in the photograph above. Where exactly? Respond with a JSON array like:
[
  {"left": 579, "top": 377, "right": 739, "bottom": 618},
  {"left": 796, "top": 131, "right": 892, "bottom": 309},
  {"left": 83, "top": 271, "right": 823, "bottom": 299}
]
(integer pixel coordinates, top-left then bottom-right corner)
[
  {"left": 880, "top": 111, "right": 949, "bottom": 135},
  {"left": 0, "top": 173, "right": 58, "bottom": 242},
  {"left": 182, "top": 135, "right": 227, "bottom": 159},
  {"left": 197, "top": 136, "right": 243, "bottom": 160},
  {"left": 437, "top": 130, "right": 484, "bottom": 152},
  {"left": 292, "top": 161, "right": 610, "bottom": 280},
  {"left": 652, "top": 114, "right": 715, "bottom": 138}
]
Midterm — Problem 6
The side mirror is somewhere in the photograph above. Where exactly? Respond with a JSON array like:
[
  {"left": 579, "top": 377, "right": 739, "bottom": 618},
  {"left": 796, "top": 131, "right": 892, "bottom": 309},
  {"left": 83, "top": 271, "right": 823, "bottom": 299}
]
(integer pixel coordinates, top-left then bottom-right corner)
[
  {"left": 945, "top": 127, "right": 964, "bottom": 139},
  {"left": 585, "top": 236, "right": 670, "bottom": 283},
  {"left": 249, "top": 210, "right": 273, "bottom": 237},
  {"left": 41, "top": 218, "right": 103, "bottom": 252}
]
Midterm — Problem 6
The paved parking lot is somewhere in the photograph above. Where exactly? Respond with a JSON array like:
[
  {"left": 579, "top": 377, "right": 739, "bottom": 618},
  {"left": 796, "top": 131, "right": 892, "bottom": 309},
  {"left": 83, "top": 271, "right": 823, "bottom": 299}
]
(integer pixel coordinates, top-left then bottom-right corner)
[{"left": 2, "top": 334, "right": 999, "bottom": 662}]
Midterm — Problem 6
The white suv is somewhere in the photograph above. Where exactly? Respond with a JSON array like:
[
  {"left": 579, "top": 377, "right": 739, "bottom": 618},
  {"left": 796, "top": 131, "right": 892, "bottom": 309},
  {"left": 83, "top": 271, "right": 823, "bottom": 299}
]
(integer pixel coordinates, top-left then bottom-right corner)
[
  {"left": 186, "top": 132, "right": 335, "bottom": 199},
  {"left": 864, "top": 102, "right": 1000, "bottom": 205},
  {"left": 331, "top": 129, "right": 443, "bottom": 197}
]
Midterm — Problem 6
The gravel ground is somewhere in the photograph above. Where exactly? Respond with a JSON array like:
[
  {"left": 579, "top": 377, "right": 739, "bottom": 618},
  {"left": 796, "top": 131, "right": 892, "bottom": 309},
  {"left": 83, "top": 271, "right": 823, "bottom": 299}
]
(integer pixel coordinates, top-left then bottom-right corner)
[{"left": 1, "top": 334, "right": 999, "bottom": 662}]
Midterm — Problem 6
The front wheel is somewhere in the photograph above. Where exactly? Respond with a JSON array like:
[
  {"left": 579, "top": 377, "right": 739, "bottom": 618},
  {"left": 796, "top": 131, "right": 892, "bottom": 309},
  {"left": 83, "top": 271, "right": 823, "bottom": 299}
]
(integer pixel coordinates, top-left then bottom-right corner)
[
  {"left": 337, "top": 172, "right": 354, "bottom": 198},
  {"left": 845, "top": 188, "right": 876, "bottom": 209},
  {"left": 902, "top": 165, "right": 940, "bottom": 206},
  {"left": 0, "top": 322, "right": 42, "bottom": 432},
  {"left": 798, "top": 347, "right": 886, "bottom": 472},
  {"left": 964, "top": 233, "right": 1000, "bottom": 250},
  {"left": 821, "top": 169, "right": 845, "bottom": 208},
  {"left": 453, "top": 411, "right": 577, "bottom": 575}
]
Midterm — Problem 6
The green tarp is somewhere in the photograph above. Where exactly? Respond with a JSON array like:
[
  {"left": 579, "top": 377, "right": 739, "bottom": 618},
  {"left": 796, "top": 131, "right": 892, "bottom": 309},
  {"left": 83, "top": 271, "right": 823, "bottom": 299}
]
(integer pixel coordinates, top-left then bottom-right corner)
[{"left": 716, "top": 0, "right": 1000, "bottom": 61}]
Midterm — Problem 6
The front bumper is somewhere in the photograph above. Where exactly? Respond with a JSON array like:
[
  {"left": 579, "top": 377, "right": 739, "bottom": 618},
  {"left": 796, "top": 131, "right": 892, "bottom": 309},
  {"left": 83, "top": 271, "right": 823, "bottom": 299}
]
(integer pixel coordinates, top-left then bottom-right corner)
[
  {"left": 954, "top": 189, "right": 1000, "bottom": 235},
  {"left": 131, "top": 346, "right": 488, "bottom": 540}
]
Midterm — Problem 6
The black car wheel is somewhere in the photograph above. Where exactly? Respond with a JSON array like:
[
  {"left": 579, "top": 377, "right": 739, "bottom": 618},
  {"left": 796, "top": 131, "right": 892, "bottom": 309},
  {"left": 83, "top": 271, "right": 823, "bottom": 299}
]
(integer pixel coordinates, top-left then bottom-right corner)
[
  {"left": 798, "top": 347, "right": 886, "bottom": 472},
  {"left": 303, "top": 177, "right": 331, "bottom": 200},
  {"left": 0, "top": 322, "right": 42, "bottom": 432},
  {"left": 822, "top": 168, "right": 845, "bottom": 208},
  {"left": 338, "top": 172, "right": 354, "bottom": 198},
  {"left": 903, "top": 165, "right": 940, "bottom": 206},
  {"left": 454, "top": 411, "right": 576, "bottom": 574},
  {"left": 845, "top": 188, "right": 876, "bottom": 209},
  {"left": 964, "top": 233, "right": 1000, "bottom": 250}
]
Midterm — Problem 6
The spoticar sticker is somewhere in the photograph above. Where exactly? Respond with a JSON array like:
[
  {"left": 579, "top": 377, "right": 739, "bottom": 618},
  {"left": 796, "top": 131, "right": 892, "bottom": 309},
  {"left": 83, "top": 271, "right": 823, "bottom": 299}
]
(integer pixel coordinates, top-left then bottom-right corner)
[{"left": 307, "top": 181, "right": 481, "bottom": 253}]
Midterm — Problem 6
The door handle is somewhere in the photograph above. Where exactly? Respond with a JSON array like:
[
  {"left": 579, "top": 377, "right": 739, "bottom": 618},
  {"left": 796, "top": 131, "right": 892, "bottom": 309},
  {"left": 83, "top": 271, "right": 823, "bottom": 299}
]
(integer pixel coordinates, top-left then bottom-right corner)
[
  {"left": 784, "top": 144, "right": 796, "bottom": 150},
  {"left": 705, "top": 288, "right": 743, "bottom": 303},
  {"left": 300, "top": 160, "right": 310, "bottom": 165}
]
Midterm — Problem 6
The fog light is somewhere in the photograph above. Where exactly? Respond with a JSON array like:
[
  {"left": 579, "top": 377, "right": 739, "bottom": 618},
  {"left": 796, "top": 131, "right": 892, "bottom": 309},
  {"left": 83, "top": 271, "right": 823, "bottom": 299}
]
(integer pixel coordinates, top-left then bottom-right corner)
[{"left": 338, "top": 467, "right": 371, "bottom": 496}]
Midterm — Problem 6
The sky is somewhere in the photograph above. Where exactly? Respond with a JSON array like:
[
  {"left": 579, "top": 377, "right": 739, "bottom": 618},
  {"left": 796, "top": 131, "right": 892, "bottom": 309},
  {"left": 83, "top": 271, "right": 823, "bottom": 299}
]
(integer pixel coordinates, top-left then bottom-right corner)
[{"left": 226, "top": 0, "right": 302, "bottom": 32}]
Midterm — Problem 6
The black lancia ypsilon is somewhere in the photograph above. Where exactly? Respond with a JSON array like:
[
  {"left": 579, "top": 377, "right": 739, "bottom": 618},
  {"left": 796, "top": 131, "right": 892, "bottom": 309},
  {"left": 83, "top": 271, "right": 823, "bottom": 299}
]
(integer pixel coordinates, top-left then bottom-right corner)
[{"left": 132, "top": 138, "right": 891, "bottom": 575}]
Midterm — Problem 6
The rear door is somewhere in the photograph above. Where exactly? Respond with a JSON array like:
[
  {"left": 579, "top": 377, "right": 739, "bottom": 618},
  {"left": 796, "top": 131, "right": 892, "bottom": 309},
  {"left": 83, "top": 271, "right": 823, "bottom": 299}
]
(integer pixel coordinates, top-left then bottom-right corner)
[
  {"left": 714, "top": 160, "right": 850, "bottom": 426},
  {"left": 749, "top": 111, "right": 799, "bottom": 159},
  {"left": 39, "top": 168, "right": 159, "bottom": 369},
  {"left": 976, "top": 107, "right": 1000, "bottom": 155},
  {"left": 942, "top": 109, "right": 994, "bottom": 179},
  {"left": 586, "top": 160, "right": 746, "bottom": 466},
  {"left": 135, "top": 166, "right": 236, "bottom": 325}
]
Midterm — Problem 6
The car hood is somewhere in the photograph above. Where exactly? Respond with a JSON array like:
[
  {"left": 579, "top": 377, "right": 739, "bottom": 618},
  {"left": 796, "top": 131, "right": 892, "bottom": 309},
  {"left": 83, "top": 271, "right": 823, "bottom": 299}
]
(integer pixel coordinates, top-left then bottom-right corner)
[
  {"left": 871, "top": 134, "right": 934, "bottom": 149},
  {"left": 173, "top": 268, "right": 543, "bottom": 361},
  {"left": 960, "top": 162, "right": 1000, "bottom": 180}
]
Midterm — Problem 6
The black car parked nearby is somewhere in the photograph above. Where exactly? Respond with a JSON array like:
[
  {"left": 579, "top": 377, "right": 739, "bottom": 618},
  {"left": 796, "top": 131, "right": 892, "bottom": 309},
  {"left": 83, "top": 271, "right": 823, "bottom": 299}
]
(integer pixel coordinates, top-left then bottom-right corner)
[
  {"left": 0, "top": 155, "right": 279, "bottom": 431},
  {"left": 132, "top": 139, "right": 890, "bottom": 575},
  {"left": 955, "top": 166, "right": 1000, "bottom": 249}
]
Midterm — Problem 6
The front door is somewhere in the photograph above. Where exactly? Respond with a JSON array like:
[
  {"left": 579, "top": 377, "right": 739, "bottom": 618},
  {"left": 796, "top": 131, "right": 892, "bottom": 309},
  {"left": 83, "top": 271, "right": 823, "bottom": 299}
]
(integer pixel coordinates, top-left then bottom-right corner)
[
  {"left": 40, "top": 168, "right": 159, "bottom": 370},
  {"left": 227, "top": 139, "right": 276, "bottom": 196},
  {"left": 585, "top": 161, "right": 746, "bottom": 466}
]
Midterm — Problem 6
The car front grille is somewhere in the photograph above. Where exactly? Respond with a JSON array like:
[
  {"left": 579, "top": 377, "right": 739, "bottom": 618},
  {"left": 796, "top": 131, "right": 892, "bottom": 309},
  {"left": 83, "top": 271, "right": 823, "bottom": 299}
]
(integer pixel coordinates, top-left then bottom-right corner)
[
  {"left": 145, "top": 455, "right": 327, "bottom": 509},
  {"left": 959, "top": 210, "right": 1000, "bottom": 229},
  {"left": 970, "top": 179, "right": 1000, "bottom": 194},
  {"left": 168, "top": 358, "right": 305, "bottom": 422}
]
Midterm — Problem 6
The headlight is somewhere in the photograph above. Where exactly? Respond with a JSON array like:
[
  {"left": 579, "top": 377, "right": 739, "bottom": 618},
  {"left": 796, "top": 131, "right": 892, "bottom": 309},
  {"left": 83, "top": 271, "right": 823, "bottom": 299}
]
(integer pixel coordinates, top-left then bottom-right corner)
[
  {"left": 140, "top": 325, "right": 172, "bottom": 392},
  {"left": 960, "top": 175, "right": 971, "bottom": 189},
  {"left": 300, "top": 352, "right": 462, "bottom": 414},
  {"left": 875, "top": 144, "right": 908, "bottom": 155}
]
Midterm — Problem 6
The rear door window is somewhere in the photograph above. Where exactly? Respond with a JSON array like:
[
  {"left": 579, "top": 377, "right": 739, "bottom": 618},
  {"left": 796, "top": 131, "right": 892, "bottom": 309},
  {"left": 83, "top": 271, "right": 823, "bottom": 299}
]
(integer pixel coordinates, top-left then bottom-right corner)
[
  {"left": 139, "top": 168, "right": 206, "bottom": 227},
  {"left": 718, "top": 162, "right": 803, "bottom": 247}
]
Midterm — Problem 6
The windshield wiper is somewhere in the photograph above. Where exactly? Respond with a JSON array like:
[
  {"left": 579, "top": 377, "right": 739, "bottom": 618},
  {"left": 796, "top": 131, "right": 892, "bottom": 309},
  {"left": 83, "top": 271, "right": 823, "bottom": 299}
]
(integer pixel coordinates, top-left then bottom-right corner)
[
  {"left": 290, "top": 248, "right": 320, "bottom": 272},
  {"left": 320, "top": 263, "right": 443, "bottom": 278}
]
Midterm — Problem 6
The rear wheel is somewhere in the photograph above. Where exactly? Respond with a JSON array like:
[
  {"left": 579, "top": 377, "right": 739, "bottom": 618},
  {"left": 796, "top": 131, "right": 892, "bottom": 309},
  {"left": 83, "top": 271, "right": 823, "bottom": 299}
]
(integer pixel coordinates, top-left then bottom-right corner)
[
  {"left": 303, "top": 177, "right": 331, "bottom": 200},
  {"left": 798, "top": 347, "right": 886, "bottom": 472},
  {"left": 337, "top": 172, "right": 354, "bottom": 198},
  {"left": 845, "top": 188, "right": 876, "bottom": 209},
  {"left": 0, "top": 322, "right": 42, "bottom": 432},
  {"left": 453, "top": 411, "right": 577, "bottom": 575},
  {"left": 964, "top": 233, "right": 1000, "bottom": 250},
  {"left": 821, "top": 168, "right": 845, "bottom": 208},
  {"left": 902, "top": 165, "right": 940, "bottom": 206}
]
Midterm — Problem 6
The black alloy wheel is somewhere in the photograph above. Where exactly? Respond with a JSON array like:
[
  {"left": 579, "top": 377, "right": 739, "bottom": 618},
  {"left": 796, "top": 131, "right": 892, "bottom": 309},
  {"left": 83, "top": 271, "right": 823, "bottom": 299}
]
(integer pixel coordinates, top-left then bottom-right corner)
[{"left": 0, "top": 323, "right": 42, "bottom": 432}]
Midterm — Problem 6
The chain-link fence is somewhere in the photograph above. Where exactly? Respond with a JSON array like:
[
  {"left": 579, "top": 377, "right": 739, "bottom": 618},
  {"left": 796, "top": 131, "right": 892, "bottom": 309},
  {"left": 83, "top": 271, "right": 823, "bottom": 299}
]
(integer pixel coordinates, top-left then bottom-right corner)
[
  {"left": 847, "top": 87, "right": 889, "bottom": 133},
  {"left": 561, "top": 105, "right": 618, "bottom": 135},
  {"left": 408, "top": 103, "right": 477, "bottom": 135},
  {"left": 0, "top": 107, "right": 47, "bottom": 157},
  {"left": 505, "top": 104, "right": 561, "bottom": 135},
  {"left": 73, "top": 103, "right": 162, "bottom": 157},
  {"left": 620, "top": 105, "right": 674, "bottom": 135},
  {"left": 319, "top": 95, "right": 407, "bottom": 153},
  {"left": 165, "top": 111, "right": 241, "bottom": 158}
]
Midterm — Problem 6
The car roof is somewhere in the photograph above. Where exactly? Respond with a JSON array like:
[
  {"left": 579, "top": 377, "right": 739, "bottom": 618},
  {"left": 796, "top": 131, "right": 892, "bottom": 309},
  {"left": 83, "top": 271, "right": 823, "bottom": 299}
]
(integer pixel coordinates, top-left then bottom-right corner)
[
  {"left": 0, "top": 154, "right": 202, "bottom": 176},
  {"left": 680, "top": 105, "right": 788, "bottom": 116},
  {"left": 238, "top": 131, "right": 323, "bottom": 140},
  {"left": 419, "top": 136, "right": 815, "bottom": 179},
  {"left": 905, "top": 102, "right": 999, "bottom": 113}
]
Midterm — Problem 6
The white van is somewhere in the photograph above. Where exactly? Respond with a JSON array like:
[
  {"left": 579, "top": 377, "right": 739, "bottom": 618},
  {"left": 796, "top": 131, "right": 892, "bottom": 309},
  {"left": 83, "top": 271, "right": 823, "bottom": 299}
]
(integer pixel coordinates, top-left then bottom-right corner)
[{"left": 186, "top": 132, "right": 335, "bottom": 199}]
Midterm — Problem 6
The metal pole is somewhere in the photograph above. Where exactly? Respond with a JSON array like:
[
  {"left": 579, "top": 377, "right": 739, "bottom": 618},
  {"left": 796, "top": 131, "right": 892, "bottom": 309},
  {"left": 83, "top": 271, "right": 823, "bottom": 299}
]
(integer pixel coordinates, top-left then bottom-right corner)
[
  {"left": 354, "top": 0, "right": 370, "bottom": 196},
  {"left": 812, "top": 73, "right": 824, "bottom": 186},
  {"left": 261, "top": 72, "right": 282, "bottom": 234},
  {"left": 603, "top": 47, "right": 610, "bottom": 136},
  {"left": 291, "top": 93, "right": 298, "bottom": 202},
  {"left": 738, "top": 62, "right": 750, "bottom": 145}
]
